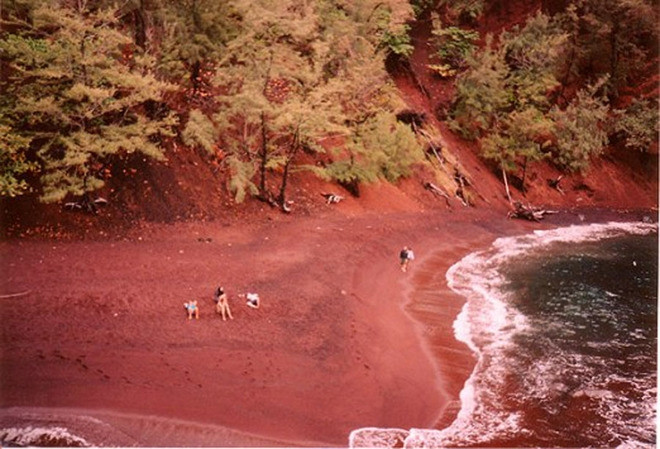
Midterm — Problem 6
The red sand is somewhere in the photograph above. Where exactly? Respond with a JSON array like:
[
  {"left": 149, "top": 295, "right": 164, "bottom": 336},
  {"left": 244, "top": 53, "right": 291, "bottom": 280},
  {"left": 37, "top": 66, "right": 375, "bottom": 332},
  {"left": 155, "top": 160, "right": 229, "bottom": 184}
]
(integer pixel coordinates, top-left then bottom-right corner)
[{"left": 0, "top": 207, "right": 640, "bottom": 446}]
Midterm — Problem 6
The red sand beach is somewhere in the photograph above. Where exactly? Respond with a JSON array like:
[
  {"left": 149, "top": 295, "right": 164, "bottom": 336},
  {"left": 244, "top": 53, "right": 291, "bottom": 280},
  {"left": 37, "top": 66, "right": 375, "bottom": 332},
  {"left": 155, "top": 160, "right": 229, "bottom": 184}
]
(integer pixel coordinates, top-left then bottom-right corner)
[{"left": 0, "top": 207, "right": 643, "bottom": 446}]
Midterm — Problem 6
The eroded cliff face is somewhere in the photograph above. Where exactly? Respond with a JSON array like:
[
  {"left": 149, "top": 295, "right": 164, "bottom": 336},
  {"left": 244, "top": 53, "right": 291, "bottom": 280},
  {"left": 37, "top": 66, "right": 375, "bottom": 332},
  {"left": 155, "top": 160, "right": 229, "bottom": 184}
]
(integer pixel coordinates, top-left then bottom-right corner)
[{"left": 386, "top": 0, "right": 658, "bottom": 212}]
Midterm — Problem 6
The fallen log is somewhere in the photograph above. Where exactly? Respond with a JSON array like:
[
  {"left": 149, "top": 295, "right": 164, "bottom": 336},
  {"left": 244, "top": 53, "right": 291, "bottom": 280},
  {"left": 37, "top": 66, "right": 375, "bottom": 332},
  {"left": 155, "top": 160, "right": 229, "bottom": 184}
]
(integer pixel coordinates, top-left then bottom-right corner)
[
  {"left": 0, "top": 290, "right": 32, "bottom": 299},
  {"left": 321, "top": 193, "right": 344, "bottom": 204},
  {"left": 423, "top": 182, "right": 451, "bottom": 208},
  {"left": 507, "top": 201, "right": 558, "bottom": 221}
]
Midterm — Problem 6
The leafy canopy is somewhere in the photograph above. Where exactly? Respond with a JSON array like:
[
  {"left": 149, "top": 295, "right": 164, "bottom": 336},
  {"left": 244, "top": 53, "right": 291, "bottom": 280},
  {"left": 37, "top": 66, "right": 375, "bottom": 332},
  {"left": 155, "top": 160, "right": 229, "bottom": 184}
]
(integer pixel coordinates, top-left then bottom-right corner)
[{"left": 0, "top": 3, "right": 177, "bottom": 202}]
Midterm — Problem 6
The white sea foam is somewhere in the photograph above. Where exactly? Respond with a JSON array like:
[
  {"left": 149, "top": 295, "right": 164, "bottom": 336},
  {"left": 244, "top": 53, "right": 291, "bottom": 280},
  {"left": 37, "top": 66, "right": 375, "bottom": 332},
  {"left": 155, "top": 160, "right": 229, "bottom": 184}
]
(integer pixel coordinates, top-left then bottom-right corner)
[
  {"left": 0, "top": 426, "right": 91, "bottom": 447},
  {"left": 348, "top": 221, "right": 658, "bottom": 448},
  {"left": 349, "top": 427, "right": 410, "bottom": 448}
]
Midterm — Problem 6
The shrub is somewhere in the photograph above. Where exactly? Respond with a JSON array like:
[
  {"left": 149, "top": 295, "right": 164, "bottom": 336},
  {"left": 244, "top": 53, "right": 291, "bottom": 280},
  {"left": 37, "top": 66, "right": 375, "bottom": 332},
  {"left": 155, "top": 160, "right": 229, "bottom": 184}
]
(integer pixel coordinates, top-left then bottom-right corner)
[
  {"left": 614, "top": 99, "right": 659, "bottom": 153},
  {"left": 550, "top": 83, "right": 610, "bottom": 172}
]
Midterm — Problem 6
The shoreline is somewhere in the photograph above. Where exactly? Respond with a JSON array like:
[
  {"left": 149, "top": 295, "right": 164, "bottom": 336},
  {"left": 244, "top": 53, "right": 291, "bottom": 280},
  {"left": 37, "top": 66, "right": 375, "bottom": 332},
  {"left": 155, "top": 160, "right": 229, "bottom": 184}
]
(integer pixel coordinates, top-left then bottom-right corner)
[
  {"left": 402, "top": 212, "right": 547, "bottom": 430},
  {"left": 1, "top": 208, "right": 655, "bottom": 447}
]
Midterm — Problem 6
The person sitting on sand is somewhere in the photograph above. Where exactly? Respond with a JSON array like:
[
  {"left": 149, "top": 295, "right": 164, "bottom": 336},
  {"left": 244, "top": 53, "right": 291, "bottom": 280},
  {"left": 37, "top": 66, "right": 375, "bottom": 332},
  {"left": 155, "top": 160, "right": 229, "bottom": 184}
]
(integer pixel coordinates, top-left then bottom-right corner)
[
  {"left": 214, "top": 287, "right": 233, "bottom": 321},
  {"left": 214, "top": 286, "right": 227, "bottom": 302},
  {"left": 246, "top": 292, "right": 260, "bottom": 309},
  {"left": 399, "top": 246, "right": 415, "bottom": 272},
  {"left": 184, "top": 300, "right": 199, "bottom": 320}
]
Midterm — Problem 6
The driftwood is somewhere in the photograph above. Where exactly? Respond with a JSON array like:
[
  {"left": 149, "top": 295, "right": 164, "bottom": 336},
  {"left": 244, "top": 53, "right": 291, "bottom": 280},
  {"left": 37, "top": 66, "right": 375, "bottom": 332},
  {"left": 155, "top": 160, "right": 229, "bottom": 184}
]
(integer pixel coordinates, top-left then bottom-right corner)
[
  {"left": 508, "top": 201, "right": 557, "bottom": 222},
  {"left": 413, "top": 125, "right": 445, "bottom": 166},
  {"left": 453, "top": 169, "right": 472, "bottom": 207},
  {"left": 321, "top": 193, "right": 344, "bottom": 205},
  {"left": 548, "top": 175, "right": 565, "bottom": 195},
  {"left": 64, "top": 196, "right": 108, "bottom": 214},
  {"left": 454, "top": 165, "right": 490, "bottom": 205},
  {"left": 423, "top": 182, "right": 451, "bottom": 208},
  {"left": 0, "top": 290, "right": 32, "bottom": 299}
]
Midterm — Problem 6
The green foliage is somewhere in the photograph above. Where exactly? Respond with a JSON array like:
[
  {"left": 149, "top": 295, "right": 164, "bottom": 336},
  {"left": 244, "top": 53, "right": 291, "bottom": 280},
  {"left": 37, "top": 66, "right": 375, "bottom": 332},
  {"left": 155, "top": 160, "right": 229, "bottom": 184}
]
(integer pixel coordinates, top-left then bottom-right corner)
[
  {"left": 182, "top": 109, "right": 217, "bottom": 155},
  {"left": 614, "top": 99, "right": 659, "bottom": 153},
  {"left": 354, "top": 0, "right": 416, "bottom": 58},
  {"left": 0, "top": 120, "right": 37, "bottom": 197},
  {"left": 449, "top": 35, "right": 510, "bottom": 139},
  {"left": 326, "top": 112, "right": 424, "bottom": 185},
  {"left": 556, "top": 0, "right": 659, "bottom": 96},
  {"left": 213, "top": 0, "right": 344, "bottom": 203},
  {"left": 501, "top": 13, "right": 567, "bottom": 109},
  {"left": 381, "top": 24, "right": 415, "bottom": 57},
  {"left": 225, "top": 154, "right": 257, "bottom": 203},
  {"left": 429, "top": 13, "right": 479, "bottom": 76},
  {"left": 359, "top": 113, "right": 425, "bottom": 182},
  {"left": 550, "top": 82, "right": 610, "bottom": 172},
  {"left": 323, "top": 157, "right": 379, "bottom": 188},
  {"left": 213, "top": 0, "right": 416, "bottom": 204},
  {"left": 481, "top": 107, "right": 552, "bottom": 173},
  {"left": 157, "top": 0, "right": 242, "bottom": 87},
  {"left": 410, "top": 0, "right": 435, "bottom": 17},
  {"left": 438, "top": 0, "right": 485, "bottom": 24},
  {"left": 451, "top": 12, "right": 598, "bottom": 178},
  {"left": 0, "top": 3, "right": 178, "bottom": 202}
]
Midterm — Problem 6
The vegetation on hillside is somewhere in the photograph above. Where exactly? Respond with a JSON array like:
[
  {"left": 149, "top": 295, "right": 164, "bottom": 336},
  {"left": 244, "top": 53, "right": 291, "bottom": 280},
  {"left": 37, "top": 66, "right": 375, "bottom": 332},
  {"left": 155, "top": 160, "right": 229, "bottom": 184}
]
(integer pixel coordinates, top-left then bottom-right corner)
[
  {"left": 439, "top": 0, "right": 658, "bottom": 189},
  {"left": 1, "top": 0, "right": 657, "bottom": 211}
]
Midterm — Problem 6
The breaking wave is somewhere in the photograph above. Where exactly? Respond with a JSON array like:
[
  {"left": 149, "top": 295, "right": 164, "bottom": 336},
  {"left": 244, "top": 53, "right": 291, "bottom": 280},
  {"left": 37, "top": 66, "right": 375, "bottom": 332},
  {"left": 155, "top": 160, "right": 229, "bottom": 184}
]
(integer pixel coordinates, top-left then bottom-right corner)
[{"left": 0, "top": 426, "right": 90, "bottom": 447}]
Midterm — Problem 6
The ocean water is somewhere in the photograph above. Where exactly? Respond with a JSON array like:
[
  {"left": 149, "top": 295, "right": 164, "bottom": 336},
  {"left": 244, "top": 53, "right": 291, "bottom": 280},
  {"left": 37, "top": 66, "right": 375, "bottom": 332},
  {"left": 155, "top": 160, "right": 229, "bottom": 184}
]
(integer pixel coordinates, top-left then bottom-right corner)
[{"left": 351, "top": 221, "right": 658, "bottom": 448}]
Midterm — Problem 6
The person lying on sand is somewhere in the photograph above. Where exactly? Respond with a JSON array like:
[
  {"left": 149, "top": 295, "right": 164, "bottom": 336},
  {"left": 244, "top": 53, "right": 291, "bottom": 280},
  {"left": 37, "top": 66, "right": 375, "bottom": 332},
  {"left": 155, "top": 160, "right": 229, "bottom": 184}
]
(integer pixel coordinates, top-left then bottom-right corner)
[
  {"left": 214, "top": 287, "right": 233, "bottom": 321},
  {"left": 246, "top": 292, "right": 260, "bottom": 309},
  {"left": 184, "top": 300, "right": 199, "bottom": 320}
]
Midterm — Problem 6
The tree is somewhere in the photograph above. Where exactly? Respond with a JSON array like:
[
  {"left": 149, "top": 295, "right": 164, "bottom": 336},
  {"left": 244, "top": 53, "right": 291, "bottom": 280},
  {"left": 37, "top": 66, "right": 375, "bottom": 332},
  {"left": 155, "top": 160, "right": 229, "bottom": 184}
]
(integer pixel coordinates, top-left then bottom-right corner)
[
  {"left": 214, "top": 0, "right": 346, "bottom": 209},
  {"left": 500, "top": 12, "right": 567, "bottom": 110},
  {"left": 428, "top": 12, "right": 479, "bottom": 77},
  {"left": 481, "top": 107, "right": 552, "bottom": 198},
  {"left": 553, "top": 3, "right": 588, "bottom": 101},
  {"left": 451, "top": 11, "right": 599, "bottom": 182},
  {"left": 614, "top": 99, "right": 659, "bottom": 153},
  {"left": 212, "top": 0, "right": 421, "bottom": 208},
  {"left": 549, "top": 81, "right": 610, "bottom": 172},
  {"left": 356, "top": 112, "right": 425, "bottom": 183},
  {"left": 353, "top": 0, "right": 416, "bottom": 58},
  {"left": 438, "top": 0, "right": 485, "bottom": 25},
  {"left": 96, "top": 0, "right": 159, "bottom": 50},
  {"left": 449, "top": 35, "right": 510, "bottom": 139},
  {"left": 157, "top": 0, "right": 241, "bottom": 93},
  {"left": 0, "top": 118, "right": 36, "bottom": 197},
  {"left": 182, "top": 109, "right": 217, "bottom": 155},
  {"left": 317, "top": 0, "right": 424, "bottom": 193},
  {"left": 0, "top": 3, "right": 178, "bottom": 203},
  {"left": 558, "top": 0, "right": 658, "bottom": 98}
]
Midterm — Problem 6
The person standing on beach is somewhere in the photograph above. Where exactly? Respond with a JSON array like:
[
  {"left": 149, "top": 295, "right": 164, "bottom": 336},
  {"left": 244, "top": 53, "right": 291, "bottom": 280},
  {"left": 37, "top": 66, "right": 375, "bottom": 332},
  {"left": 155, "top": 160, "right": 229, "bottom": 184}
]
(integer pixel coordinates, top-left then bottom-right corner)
[{"left": 400, "top": 246, "right": 415, "bottom": 272}]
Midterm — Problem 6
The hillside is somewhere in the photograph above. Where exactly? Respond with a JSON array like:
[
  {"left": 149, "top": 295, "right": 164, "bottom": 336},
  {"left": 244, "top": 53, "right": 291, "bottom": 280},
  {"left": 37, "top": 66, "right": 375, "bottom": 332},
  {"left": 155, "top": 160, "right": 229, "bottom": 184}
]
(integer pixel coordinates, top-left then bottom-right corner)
[{"left": 1, "top": 0, "right": 657, "bottom": 240}]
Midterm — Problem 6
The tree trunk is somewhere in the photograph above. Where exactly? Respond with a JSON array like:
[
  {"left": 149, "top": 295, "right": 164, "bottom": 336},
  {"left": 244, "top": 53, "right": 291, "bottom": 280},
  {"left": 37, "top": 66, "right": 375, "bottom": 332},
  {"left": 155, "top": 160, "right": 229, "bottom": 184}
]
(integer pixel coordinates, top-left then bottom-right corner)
[
  {"left": 258, "top": 112, "right": 268, "bottom": 199},
  {"left": 133, "top": 3, "right": 147, "bottom": 50},
  {"left": 277, "top": 157, "right": 292, "bottom": 211},
  {"left": 502, "top": 164, "right": 513, "bottom": 205},
  {"left": 277, "top": 124, "right": 300, "bottom": 212},
  {"left": 609, "top": 21, "right": 619, "bottom": 95},
  {"left": 521, "top": 156, "right": 528, "bottom": 194},
  {"left": 190, "top": 60, "right": 201, "bottom": 92}
]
